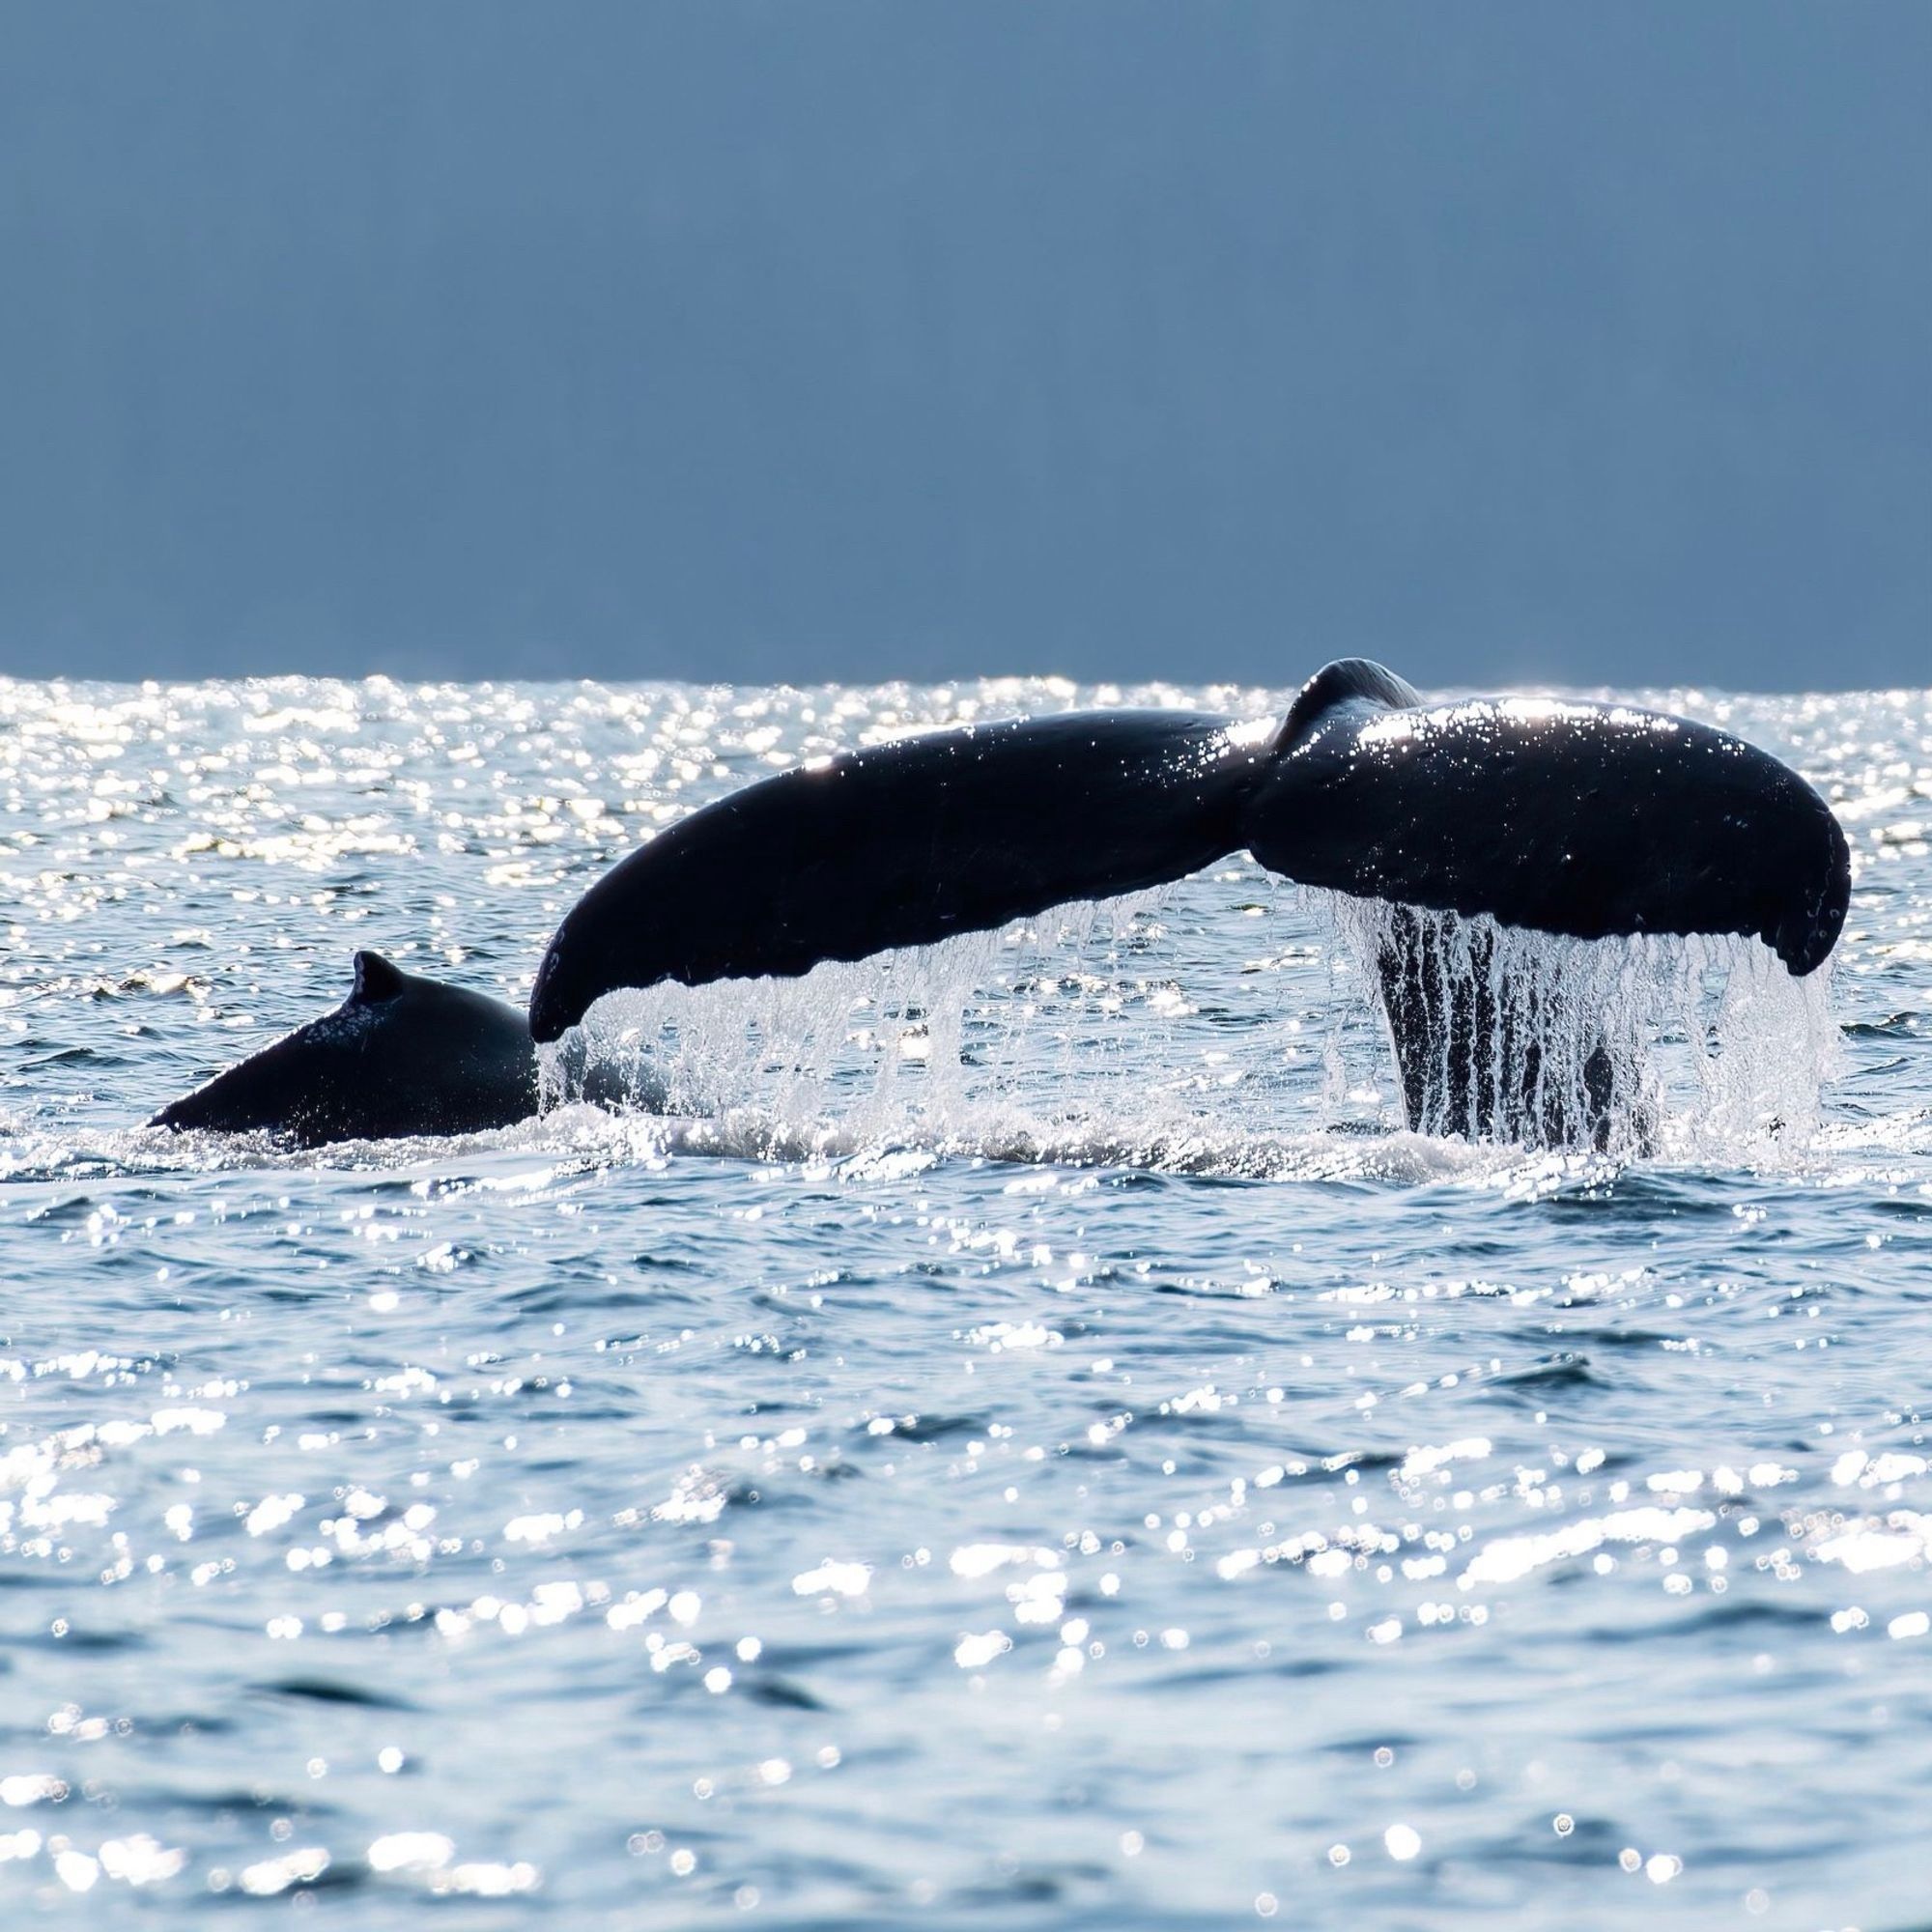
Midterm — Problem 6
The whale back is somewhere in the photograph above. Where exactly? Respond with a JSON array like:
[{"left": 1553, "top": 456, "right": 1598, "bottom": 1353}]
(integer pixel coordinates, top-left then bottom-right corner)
[{"left": 151, "top": 952, "right": 539, "bottom": 1146}]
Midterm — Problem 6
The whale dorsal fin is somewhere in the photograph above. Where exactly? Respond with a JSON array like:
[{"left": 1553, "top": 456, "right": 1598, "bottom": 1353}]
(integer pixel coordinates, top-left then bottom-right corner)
[
  {"left": 1272, "top": 658, "right": 1423, "bottom": 756},
  {"left": 351, "top": 951, "right": 407, "bottom": 1005}
]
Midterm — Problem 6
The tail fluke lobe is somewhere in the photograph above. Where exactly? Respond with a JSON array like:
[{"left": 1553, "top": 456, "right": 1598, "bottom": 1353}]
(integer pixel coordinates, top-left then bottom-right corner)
[
  {"left": 1242, "top": 670, "right": 1850, "bottom": 977},
  {"left": 529, "top": 711, "right": 1262, "bottom": 1041}
]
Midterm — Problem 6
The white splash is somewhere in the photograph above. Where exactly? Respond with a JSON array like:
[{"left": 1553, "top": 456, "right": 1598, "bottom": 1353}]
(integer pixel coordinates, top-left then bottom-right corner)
[
  {"left": 1322, "top": 895, "right": 1839, "bottom": 1157},
  {"left": 530, "top": 884, "right": 1838, "bottom": 1168}
]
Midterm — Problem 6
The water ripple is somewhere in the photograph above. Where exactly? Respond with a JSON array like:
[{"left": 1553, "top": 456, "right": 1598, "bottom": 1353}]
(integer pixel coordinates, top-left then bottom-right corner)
[{"left": 0, "top": 674, "right": 1927, "bottom": 1927}]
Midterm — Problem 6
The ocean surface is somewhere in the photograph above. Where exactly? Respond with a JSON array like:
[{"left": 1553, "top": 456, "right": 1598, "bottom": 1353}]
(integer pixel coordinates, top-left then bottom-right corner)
[{"left": 0, "top": 671, "right": 1927, "bottom": 1930}]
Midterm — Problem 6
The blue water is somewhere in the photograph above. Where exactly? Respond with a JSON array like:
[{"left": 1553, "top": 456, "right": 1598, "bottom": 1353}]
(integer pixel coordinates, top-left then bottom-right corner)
[{"left": 1, "top": 674, "right": 1927, "bottom": 1928}]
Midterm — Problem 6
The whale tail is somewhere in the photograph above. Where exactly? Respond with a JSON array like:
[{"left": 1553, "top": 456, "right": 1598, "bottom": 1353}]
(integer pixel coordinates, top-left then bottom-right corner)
[{"left": 528, "top": 662, "right": 1851, "bottom": 1044}]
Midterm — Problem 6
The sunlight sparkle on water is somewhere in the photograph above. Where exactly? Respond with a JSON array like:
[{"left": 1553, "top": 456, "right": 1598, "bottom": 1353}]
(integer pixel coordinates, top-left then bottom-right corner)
[{"left": 0, "top": 673, "right": 1926, "bottom": 1927}]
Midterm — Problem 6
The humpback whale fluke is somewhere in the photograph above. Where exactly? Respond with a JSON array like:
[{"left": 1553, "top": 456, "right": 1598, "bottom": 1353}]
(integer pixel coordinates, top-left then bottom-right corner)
[
  {"left": 528, "top": 660, "right": 1850, "bottom": 1045},
  {"left": 150, "top": 951, "right": 540, "bottom": 1147}
]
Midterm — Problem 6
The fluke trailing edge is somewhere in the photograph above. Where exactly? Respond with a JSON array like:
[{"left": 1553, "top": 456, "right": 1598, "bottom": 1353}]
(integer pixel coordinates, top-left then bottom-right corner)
[{"left": 153, "top": 661, "right": 1852, "bottom": 1148}]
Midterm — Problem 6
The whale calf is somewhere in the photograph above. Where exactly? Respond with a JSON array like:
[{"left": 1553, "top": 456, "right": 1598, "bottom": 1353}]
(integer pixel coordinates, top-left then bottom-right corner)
[
  {"left": 154, "top": 660, "right": 1851, "bottom": 1149},
  {"left": 150, "top": 951, "right": 539, "bottom": 1147}
]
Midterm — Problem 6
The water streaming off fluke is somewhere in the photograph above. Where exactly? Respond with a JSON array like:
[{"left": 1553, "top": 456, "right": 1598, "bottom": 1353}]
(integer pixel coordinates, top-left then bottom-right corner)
[{"left": 540, "top": 886, "right": 1841, "bottom": 1169}]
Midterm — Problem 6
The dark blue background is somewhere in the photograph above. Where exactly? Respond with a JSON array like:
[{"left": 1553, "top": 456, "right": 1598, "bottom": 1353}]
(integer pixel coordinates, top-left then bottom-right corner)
[{"left": 3, "top": 4, "right": 1925, "bottom": 689}]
